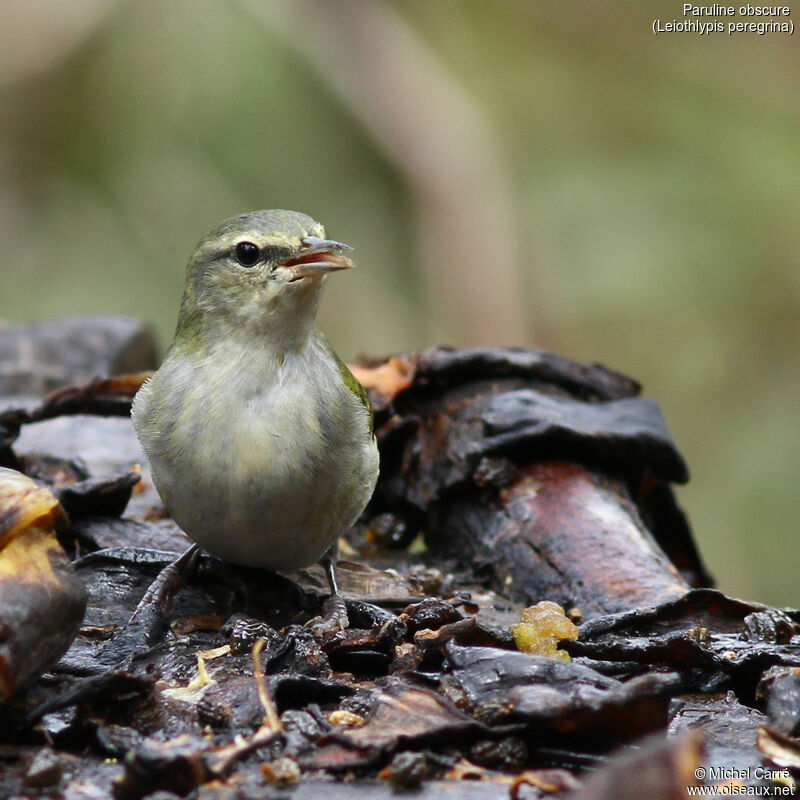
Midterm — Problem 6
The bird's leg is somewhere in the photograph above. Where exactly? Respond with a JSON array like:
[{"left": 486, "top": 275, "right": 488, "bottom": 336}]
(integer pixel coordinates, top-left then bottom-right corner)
[
  {"left": 131, "top": 544, "right": 202, "bottom": 621},
  {"left": 308, "top": 541, "right": 349, "bottom": 635}
]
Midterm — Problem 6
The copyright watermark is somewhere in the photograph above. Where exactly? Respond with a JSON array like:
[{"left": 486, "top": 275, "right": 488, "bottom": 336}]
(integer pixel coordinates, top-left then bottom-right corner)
[{"left": 687, "top": 766, "right": 796, "bottom": 796}]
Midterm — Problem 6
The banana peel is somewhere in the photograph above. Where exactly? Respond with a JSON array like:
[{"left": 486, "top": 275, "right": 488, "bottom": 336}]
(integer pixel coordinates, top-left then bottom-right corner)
[{"left": 0, "top": 467, "right": 87, "bottom": 703}]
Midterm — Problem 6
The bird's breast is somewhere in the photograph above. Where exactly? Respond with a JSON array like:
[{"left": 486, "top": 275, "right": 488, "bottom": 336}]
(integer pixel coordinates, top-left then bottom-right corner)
[{"left": 133, "top": 342, "right": 378, "bottom": 570}]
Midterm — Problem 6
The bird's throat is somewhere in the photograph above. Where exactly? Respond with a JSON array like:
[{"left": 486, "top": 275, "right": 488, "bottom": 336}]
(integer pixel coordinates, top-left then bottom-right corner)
[{"left": 175, "top": 278, "right": 324, "bottom": 358}]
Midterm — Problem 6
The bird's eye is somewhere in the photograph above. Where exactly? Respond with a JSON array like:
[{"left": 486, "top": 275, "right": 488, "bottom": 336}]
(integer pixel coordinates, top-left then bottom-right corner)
[{"left": 234, "top": 241, "right": 260, "bottom": 267}]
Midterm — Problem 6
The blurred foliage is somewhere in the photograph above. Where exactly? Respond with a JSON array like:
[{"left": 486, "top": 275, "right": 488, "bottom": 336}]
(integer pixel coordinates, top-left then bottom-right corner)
[{"left": 1, "top": 0, "right": 798, "bottom": 605}]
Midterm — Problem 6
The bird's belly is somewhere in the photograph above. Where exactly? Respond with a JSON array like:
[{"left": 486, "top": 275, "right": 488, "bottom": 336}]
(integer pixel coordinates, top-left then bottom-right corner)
[
  {"left": 148, "top": 399, "right": 377, "bottom": 571},
  {"left": 175, "top": 478, "right": 350, "bottom": 571}
]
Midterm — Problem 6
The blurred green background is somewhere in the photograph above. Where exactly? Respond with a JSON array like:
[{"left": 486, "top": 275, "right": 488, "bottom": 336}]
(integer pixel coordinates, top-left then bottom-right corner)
[{"left": 1, "top": 0, "right": 798, "bottom": 605}]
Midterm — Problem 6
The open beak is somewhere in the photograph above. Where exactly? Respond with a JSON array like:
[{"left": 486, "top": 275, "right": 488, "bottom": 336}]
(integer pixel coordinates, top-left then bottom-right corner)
[{"left": 282, "top": 236, "right": 355, "bottom": 282}]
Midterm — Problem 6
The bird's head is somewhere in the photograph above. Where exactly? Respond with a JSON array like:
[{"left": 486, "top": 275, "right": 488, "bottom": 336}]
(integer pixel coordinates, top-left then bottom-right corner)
[{"left": 174, "top": 209, "right": 354, "bottom": 350}]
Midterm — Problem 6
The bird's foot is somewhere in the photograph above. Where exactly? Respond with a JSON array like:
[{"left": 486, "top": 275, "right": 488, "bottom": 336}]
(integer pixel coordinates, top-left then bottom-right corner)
[
  {"left": 306, "top": 542, "right": 349, "bottom": 635},
  {"left": 130, "top": 544, "right": 201, "bottom": 622},
  {"left": 307, "top": 594, "right": 349, "bottom": 636}
]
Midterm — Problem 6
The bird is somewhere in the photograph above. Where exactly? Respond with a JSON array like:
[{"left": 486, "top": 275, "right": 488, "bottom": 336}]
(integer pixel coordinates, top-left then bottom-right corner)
[{"left": 131, "top": 209, "right": 379, "bottom": 631}]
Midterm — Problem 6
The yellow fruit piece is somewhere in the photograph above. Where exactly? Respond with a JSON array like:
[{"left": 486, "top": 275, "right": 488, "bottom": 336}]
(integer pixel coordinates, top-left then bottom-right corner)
[{"left": 510, "top": 600, "right": 579, "bottom": 661}]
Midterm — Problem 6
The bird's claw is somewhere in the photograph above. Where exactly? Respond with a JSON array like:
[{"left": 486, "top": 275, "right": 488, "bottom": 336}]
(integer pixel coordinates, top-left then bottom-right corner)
[
  {"left": 307, "top": 595, "right": 349, "bottom": 636},
  {"left": 130, "top": 544, "right": 200, "bottom": 622}
]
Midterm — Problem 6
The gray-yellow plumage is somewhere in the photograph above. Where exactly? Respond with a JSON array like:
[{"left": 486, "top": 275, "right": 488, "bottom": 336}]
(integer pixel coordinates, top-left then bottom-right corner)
[{"left": 132, "top": 210, "right": 379, "bottom": 576}]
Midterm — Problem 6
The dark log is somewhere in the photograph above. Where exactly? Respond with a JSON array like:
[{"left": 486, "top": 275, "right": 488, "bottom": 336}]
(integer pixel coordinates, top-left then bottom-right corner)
[
  {"left": 363, "top": 348, "right": 709, "bottom": 617},
  {"left": 441, "top": 462, "right": 688, "bottom": 616}
]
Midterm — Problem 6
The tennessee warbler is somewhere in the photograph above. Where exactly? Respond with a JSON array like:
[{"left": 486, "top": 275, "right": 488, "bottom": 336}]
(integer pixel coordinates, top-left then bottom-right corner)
[{"left": 132, "top": 209, "right": 379, "bottom": 630}]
